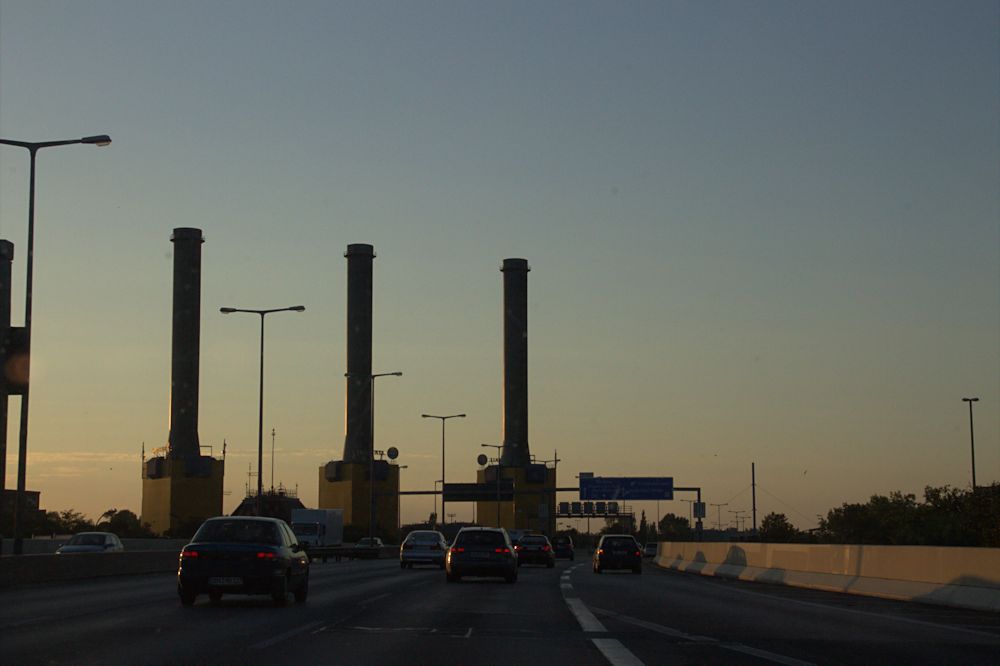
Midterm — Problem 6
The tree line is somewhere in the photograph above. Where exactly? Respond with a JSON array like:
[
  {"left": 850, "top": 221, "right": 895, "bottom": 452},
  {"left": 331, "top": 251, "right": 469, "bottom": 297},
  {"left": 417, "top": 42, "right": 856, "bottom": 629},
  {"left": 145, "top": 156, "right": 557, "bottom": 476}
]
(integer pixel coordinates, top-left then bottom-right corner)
[{"left": 574, "top": 483, "right": 999, "bottom": 548}]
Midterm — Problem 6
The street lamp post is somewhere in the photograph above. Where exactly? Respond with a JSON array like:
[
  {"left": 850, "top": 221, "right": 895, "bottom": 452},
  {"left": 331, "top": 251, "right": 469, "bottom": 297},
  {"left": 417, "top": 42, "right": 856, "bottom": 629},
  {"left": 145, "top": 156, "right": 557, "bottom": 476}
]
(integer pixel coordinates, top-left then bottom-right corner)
[
  {"left": 962, "top": 397, "right": 980, "bottom": 489},
  {"left": 346, "top": 371, "right": 402, "bottom": 539},
  {"left": 433, "top": 479, "right": 443, "bottom": 527},
  {"left": 220, "top": 305, "right": 305, "bottom": 516},
  {"left": 481, "top": 444, "right": 502, "bottom": 527},
  {"left": 1, "top": 134, "right": 111, "bottom": 555},
  {"left": 396, "top": 465, "right": 408, "bottom": 537},
  {"left": 421, "top": 413, "right": 465, "bottom": 528},
  {"left": 710, "top": 503, "right": 728, "bottom": 531}
]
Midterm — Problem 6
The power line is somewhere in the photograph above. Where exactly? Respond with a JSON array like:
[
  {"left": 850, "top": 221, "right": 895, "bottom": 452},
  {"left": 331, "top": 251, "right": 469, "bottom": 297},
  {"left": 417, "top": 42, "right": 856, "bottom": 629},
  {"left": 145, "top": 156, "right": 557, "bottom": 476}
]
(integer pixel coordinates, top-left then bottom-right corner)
[{"left": 756, "top": 485, "right": 816, "bottom": 526}]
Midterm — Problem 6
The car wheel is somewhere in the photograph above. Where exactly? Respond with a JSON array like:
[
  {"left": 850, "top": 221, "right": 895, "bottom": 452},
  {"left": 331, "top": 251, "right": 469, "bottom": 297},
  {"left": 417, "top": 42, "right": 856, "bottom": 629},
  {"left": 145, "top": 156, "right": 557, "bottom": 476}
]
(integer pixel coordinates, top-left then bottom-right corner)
[
  {"left": 633, "top": 566, "right": 642, "bottom": 575},
  {"left": 570, "top": 554, "right": 575, "bottom": 561},
  {"left": 505, "top": 572, "right": 517, "bottom": 584},
  {"left": 400, "top": 561, "right": 406, "bottom": 570},
  {"left": 594, "top": 564, "right": 602, "bottom": 574},
  {"left": 272, "top": 574, "right": 289, "bottom": 606},
  {"left": 446, "top": 572, "right": 460, "bottom": 583},
  {"left": 294, "top": 574, "right": 309, "bottom": 603},
  {"left": 179, "top": 583, "right": 197, "bottom": 606},
  {"left": 547, "top": 560, "right": 555, "bottom": 568},
  {"left": 208, "top": 590, "right": 223, "bottom": 605}
]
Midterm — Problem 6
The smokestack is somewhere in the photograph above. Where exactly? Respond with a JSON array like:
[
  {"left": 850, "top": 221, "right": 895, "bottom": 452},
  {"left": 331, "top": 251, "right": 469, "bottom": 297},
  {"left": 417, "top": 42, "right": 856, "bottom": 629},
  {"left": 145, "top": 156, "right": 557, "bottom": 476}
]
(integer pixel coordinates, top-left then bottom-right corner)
[
  {"left": 168, "top": 228, "right": 203, "bottom": 461},
  {"left": 343, "top": 243, "right": 374, "bottom": 464},
  {"left": 500, "top": 258, "right": 530, "bottom": 467}
]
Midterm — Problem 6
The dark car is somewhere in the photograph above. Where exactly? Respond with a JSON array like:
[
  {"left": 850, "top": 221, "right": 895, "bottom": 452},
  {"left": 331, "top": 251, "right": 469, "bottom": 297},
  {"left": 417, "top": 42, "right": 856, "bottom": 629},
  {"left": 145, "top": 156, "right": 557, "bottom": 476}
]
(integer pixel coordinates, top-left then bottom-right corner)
[
  {"left": 552, "top": 535, "right": 575, "bottom": 560},
  {"left": 177, "top": 516, "right": 310, "bottom": 606},
  {"left": 400, "top": 530, "right": 448, "bottom": 569},
  {"left": 445, "top": 527, "right": 517, "bottom": 583},
  {"left": 56, "top": 532, "right": 124, "bottom": 554},
  {"left": 643, "top": 542, "right": 658, "bottom": 558},
  {"left": 516, "top": 534, "right": 555, "bottom": 567},
  {"left": 593, "top": 534, "right": 642, "bottom": 574}
]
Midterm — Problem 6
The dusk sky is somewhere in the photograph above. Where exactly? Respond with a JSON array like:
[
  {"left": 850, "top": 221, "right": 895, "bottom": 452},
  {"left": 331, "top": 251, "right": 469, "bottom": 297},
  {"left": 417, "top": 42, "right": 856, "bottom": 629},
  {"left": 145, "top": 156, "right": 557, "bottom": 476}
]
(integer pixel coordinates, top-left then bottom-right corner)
[{"left": 1, "top": 1, "right": 997, "bottom": 529}]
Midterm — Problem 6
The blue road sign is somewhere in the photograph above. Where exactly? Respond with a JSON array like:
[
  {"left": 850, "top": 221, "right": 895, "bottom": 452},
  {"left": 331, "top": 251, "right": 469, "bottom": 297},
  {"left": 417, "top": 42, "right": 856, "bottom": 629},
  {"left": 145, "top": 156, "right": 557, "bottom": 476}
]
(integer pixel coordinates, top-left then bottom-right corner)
[{"left": 579, "top": 475, "right": 674, "bottom": 500}]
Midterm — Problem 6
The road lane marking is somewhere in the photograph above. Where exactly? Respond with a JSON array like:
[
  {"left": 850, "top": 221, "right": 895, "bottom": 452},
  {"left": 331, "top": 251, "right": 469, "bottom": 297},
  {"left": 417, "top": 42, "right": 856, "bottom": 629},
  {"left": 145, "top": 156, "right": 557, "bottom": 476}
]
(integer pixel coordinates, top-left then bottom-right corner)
[
  {"left": 361, "top": 592, "right": 392, "bottom": 605},
  {"left": 700, "top": 578, "right": 1000, "bottom": 641},
  {"left": 250, "top": 621, "right": 324, "bottom": 650},
  {"left": 592, "top": 639, "right": 645, "bottom": 666},
  {"left": 464, "top": 627, "right": 473, "bottom": 638},
  {"left": 566, "top": 598, "right": 607, "bottom": 632},
  {"left": 561, "top": 583, "right": 574, "bottom": 590},
  {"left": 592, "top": 607, "right": 816, "bottom": 666}
]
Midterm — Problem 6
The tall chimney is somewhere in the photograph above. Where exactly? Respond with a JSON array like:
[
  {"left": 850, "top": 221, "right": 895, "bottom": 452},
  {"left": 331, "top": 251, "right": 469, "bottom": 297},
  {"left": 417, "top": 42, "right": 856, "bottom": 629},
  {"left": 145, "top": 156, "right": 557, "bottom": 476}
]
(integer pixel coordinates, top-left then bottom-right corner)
[
  {"left": 343, "top": 243, "right": 374, "bottom": 464},
  {"left": 500, "top": 258, "right": 530, "bottom": 467},
  {"left": 168, "top": 228, "right": 203, "bottom": 460}
]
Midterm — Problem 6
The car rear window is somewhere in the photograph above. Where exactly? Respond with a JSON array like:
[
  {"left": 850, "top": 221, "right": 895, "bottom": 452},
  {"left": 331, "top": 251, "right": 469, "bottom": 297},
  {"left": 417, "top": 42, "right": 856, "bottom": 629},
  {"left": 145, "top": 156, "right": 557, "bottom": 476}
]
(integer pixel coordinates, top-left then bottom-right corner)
[
  {"left": 454, "top": 531, "right": 506, "bottom": 547},
  {"left": 602, "top": 537, "right": 637, "bottom": 549},
  {"left": 195, "top": 520, "right": 280, "bottom": 545},
  {"left": 407, "top": 532, "right": 440, "bottom": 543},
  {"left": 521, "top": 536, "right": 547, "bottom": 545}
]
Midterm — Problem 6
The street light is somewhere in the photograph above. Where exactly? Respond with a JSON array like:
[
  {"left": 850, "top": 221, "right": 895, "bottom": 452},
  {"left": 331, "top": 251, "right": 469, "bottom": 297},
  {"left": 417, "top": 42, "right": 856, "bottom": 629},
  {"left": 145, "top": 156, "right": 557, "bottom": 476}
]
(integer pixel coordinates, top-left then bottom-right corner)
[
  {"left": 481, "top": 444, "right": 502, "bottom": 527},
  {"left": 0, "top": 134, "right": 111, "bottom": 555},
  {"left": 346, "top": 371, "right": 402, "bottom": 539},
  {"left": 962, "top": 397, "right": 980, "bottom": 489},
  {"left": 220, "top": 305, "right": 305, "bottom": 515},
  {"left": 433, "top": 479, "right": 443, "bottom": 527},
  {"left": 422, "top": 413, "right": 465, "bottom": 528},
  {"left": 396, "top": 465, "right": 408, "bottom": 536},
  {"left": 709, "top": 502, "right": 728, "bottom": 531}
]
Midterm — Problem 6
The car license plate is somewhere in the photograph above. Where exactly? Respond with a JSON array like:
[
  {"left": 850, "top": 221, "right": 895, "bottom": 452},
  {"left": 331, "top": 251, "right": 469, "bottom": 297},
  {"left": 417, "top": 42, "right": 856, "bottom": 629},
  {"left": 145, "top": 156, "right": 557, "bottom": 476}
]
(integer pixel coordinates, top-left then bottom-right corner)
[
  {"left": 208, "top": 577, "right": 242, "bottom": 586},
  {"left": 467, "top": 553, "right": 488, "bottom": 560}
]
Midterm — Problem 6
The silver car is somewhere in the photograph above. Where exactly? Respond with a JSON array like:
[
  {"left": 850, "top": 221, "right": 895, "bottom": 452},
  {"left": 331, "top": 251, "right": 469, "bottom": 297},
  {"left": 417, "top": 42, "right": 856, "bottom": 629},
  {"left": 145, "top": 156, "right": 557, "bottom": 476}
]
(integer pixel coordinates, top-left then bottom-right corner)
[
  {"left": 400, "top": 530, "right": 448, "bottom": 569},
  {"left": 56, "top": 532, "right": 124, "bottom": 554}
]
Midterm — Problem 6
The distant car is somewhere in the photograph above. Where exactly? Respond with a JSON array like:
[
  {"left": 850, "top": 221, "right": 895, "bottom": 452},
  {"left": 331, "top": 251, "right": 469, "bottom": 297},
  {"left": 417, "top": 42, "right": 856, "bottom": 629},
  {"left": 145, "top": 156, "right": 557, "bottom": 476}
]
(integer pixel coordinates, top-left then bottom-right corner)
[
  {"left": 355, "top": 536, "right": 384, "bottom": 558},
  {"left": 445, "top": 527, "right": 517, "bottom": 583},
  {"left": 643, "top": 542, "right": 657, "bottom": 558},
  {"left": 56, "top": 532, "right": 124, "bottom": 554},
  {"left": 515, "top": 534, "right": 555, "bottom": 567},
  {"left": 400, "top": 530, "right": 448, "bottom": 569},
  {"left": 177, "top": 516, "right": 310, "bottom": 606},
  {"left": 593, "top": 534, "right": 642, "bottom": 574},
  {"left": 552, "top": 535, "right": 575, "bottom": 560}
]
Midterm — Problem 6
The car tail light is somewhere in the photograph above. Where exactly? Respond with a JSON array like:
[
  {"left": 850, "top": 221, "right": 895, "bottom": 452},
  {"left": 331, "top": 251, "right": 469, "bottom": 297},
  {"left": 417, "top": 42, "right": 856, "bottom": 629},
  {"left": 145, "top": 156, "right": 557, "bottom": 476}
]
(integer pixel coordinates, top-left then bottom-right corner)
[
  {"left": 542, "top": 545, "right": 551, "bottom": 552},
  {"left": 634, "top": 551, "right": 641, "bottom": 557},
  {"left": 494, "top": 547, "right": 510, "bottom": 554},
  {"left": 256, "top": 551, "right": 278, "bottom": 559},
  {"left": 514, "top": 544, "right": 521, "bottom": 551},
  {"left": 181, "top": 550, "right": 199, "bottom": 559},
  {"left": 451, "top": 546, "right": 465, "bottom": 554},
  {"left": 597, "top": 548, "right": 604, "bottom": 555}
]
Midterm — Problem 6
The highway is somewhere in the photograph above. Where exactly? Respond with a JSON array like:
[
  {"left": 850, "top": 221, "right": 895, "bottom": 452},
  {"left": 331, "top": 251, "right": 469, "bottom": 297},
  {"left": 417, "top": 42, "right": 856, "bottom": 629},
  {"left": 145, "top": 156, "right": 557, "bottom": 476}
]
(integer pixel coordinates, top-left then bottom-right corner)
[{"left": 2, "top": 555, "right": 998, "bottom": 665}]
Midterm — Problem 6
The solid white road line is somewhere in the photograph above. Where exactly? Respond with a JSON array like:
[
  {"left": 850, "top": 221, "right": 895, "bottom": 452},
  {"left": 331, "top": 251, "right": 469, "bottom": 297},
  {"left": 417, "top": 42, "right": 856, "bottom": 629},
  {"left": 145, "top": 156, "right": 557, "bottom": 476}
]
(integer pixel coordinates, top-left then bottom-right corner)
[
  {"left": 566, "top": 598, "right": 607, "bottom": 632},
  {"left": 593, "top": 608, "right": 816, "bottom": 666},
  {"left": 592, "top": 639, "right": 645, "bottom": 666}
]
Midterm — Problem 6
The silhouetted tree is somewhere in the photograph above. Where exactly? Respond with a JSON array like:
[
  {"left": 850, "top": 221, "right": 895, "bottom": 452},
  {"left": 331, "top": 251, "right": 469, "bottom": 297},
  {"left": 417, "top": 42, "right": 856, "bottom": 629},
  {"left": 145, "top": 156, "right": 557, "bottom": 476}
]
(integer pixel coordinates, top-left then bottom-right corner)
[
  {"left": 657, "top": 513, "right": 692, "bottom": 541},
  {"left": 759, "top": 512, "right": 799, "bottom": 543}
]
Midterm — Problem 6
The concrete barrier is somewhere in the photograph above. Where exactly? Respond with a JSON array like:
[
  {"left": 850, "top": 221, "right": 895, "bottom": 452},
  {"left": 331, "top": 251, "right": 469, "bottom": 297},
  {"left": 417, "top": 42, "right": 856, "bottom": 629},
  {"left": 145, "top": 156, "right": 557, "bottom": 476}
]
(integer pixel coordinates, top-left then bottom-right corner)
[
  {"left": 654, "top": 541, "right": 1000, "bottom": 612},
  {"left": 0, "top": 551, "right": 180, "bottom": 588}
]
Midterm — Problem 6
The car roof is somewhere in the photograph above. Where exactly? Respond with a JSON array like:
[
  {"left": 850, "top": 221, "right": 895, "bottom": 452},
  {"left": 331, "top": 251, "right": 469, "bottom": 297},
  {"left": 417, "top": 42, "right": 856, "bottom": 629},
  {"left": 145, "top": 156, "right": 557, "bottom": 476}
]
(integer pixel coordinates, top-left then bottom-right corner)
[
  {"left": 457, "top": 527, "right": 505, "bottom": 533},
  {"left": 206, "top": 515, "right": 284, "bottom": 523}
]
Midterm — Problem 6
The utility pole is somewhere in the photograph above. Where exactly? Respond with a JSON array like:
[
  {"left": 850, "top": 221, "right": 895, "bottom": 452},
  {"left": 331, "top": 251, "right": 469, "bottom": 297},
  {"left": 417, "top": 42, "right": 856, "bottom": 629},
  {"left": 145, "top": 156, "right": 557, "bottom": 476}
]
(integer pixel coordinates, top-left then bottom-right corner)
[
  {"left": 710, "top": 503, "right": 728, "bottom": 531},
  {"left": 752, "top": 462, "right": 757, "bottom": 535},
  {"left": 962, "top": 397, "right": 979, "bottom": 489}
]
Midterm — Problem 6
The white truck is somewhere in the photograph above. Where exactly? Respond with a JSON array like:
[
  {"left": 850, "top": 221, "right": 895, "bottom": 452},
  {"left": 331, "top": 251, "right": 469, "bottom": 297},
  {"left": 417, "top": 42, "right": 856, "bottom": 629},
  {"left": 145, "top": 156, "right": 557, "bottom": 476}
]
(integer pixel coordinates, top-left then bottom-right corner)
[{"left": 290, "top": 508, "right": 343, "bottom": 551}]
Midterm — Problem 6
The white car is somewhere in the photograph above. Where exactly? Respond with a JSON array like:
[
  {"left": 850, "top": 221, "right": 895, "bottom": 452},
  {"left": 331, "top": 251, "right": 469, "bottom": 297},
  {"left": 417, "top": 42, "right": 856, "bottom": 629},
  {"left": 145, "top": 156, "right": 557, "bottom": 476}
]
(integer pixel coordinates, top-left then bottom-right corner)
[{"left": 56, "top": 532, "right": 124, "bottom": 554}]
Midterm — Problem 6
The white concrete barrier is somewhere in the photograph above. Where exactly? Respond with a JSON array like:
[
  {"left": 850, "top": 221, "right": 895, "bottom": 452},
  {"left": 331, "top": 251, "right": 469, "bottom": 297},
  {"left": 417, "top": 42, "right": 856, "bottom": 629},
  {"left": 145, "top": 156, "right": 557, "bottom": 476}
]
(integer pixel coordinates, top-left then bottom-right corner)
[{"left": 654, "top": 542, "right": 1000, "bottom": 612}]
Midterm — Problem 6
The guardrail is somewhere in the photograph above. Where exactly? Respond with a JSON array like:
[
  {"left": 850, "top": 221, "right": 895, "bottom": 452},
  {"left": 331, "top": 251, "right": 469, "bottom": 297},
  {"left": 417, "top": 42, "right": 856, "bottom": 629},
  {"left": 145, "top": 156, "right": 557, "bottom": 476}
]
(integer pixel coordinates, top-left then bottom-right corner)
[
  {"left": 0, "top": 543, "right": 399, "bottom": 589},
  {"left": 653, "top": 541, "right": 1000, "bottom": 612}
]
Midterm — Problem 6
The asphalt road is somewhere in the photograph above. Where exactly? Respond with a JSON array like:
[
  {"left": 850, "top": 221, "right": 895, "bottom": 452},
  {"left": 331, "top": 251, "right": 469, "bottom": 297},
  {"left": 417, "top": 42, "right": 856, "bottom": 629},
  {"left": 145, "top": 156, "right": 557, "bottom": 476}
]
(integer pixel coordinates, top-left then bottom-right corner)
[{"left": 2, "top": 554, "right": 997, "bottom": 665}]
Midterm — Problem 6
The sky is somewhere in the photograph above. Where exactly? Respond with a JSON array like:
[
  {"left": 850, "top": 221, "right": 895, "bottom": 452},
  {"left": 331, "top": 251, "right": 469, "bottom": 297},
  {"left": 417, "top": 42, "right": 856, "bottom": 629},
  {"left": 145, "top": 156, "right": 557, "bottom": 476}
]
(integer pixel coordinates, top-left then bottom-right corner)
[{"left": 0, "top": 1, "right": 997, "bottom": 531}]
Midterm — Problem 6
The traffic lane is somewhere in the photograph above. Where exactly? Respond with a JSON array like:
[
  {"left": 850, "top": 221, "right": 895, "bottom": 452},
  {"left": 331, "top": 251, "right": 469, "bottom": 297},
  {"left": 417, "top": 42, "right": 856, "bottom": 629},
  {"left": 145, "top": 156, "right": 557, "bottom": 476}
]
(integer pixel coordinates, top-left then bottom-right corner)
[
  {"left": 260, "top": 558, "right": 609, "bottom": 666},
  {"left": 0, "top": 558, "right": 422, "bottom": 664},
  {"left": 570, "top": 561, "right": 1000, "bottom": 666}
]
